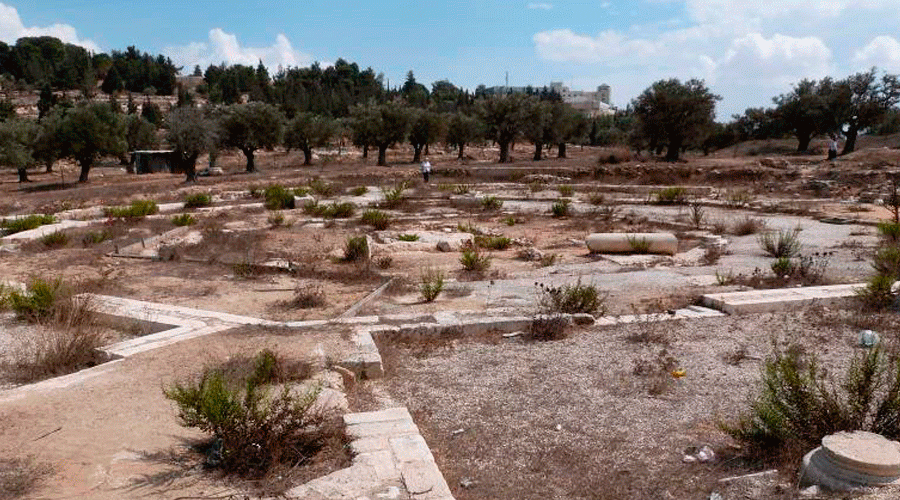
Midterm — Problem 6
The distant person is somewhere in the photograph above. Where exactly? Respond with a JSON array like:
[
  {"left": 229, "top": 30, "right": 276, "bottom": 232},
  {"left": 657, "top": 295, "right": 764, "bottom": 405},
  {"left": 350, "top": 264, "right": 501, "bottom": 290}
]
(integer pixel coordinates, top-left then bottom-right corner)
[
  {"left": 420, "top": 159, "right": 431, "bottom": 183},
  {"left": 828, "top": 133, "right": 838, "bottom": 160}
]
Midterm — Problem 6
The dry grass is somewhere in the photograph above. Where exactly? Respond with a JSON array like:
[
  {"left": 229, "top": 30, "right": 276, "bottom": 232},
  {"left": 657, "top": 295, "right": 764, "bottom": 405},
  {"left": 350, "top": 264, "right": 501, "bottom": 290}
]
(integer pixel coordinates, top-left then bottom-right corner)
[{"left": 0, "top": 457, "right": 53, "bottom": 500}]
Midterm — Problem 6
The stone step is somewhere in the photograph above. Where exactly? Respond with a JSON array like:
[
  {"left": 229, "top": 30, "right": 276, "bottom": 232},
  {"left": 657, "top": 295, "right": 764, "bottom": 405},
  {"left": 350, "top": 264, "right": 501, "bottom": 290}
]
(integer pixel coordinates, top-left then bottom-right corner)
[{"left": 702, "top": 283, "right": 866, "bottom": 314}]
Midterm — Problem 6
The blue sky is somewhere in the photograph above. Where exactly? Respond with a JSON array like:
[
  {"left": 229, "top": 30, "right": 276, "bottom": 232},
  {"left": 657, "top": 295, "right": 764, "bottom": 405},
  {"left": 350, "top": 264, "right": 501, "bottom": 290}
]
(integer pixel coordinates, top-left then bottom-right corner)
[{"left": 4, "top": 1, "right": 900, "bottom": 117}]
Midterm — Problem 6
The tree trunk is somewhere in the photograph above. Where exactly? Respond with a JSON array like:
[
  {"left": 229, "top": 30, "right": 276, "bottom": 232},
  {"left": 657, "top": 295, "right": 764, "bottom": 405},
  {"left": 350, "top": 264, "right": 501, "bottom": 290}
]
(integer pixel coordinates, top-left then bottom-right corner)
[
  {"left": 303, "top": 147, "right": 313, "bottom": 166},
  {"left": 533, "top": 142, "right": 542, "bottom": 161},
  {"left": 842, "top": 127, "right": 859, "bottom": 155},
  {"left": 17, "top": 167, "right": 29, "bottom": 183},
  {"left": 377, "top": 145, "right": 388, "bottom": 166},
  {"left": 362, "top": 144, "right": 369, "bottom": 159},
  {"left": 183, "top": 154, "right": 198, "bottom": 183},
  {"left": 797, "top": 131, "right": 812, "bottom": 152},
  {"left": 557, "top": 142, "right": 567, "bottom": 159},
  {"left": 655, "top": 143, "right": 665, "bottom": 156},
  {"left": 45, "top": 162, "right": 53, "bottom": 173},
  {"left": 499, "top": 141, "right": 510, "bottom": 163},
  {"left": 424, "top": 143, "right": 429, "bottom": 156},
  {"left": 243, "top": 149, "right": 256, "bottom": 172},
  {"left": 413, "top": 145, "right": 423, "bottom": 163},
  {"left": 78, "top": 161, "right": 91, "bottom": 182},
  {"left": 457, "top": 142, "right": 465, "bottom": 160},
  {"left": 665, "top": 139, "right": 682, "bottom": 162}
]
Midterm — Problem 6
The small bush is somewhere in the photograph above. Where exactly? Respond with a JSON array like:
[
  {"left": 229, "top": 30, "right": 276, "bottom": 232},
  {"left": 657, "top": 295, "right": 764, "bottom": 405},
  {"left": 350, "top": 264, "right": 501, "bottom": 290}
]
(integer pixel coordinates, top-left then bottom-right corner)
[
  {"left": 725, "top": 189, "right": 755, "bottom": 208},
  {"left": 557, "top": 185, "right": 574, "bottom": 197},
  {"left": 588, "top": 191, "right": 605, "bottom": 205},
  {"left": 878, "top": 221, "right": 900, "bottom": 242},
  {"left": 0, "top": 457, "right": 53, "bottom": 499},
  {"left": 267, "top": 212, "right": 286, "bottom": 227},
  {"left": 308, "top": 178, "right": 335, "bottom": 197},
  {"left": 453, "top": 184, "right": 472, "bottom": 195},
  {"left": 460, "top": 246, "right": 491, "bottom": 273},
  {"left": 8, "top": 278, "right": 66, "bottom": 322},
  {"left": 481, "top": 196, "right": 503, "bottom": 211},
  {"left": 375, "top": 255, "right": 393, "bottom": 269},
  {"left": 289, "top": 283, "right": 326, "bottom": 309},
  {"left": 529, "top": 314, "right": 569, "bottom": 341},
  {"left": 419, "top": 267, "right": 445, "bottom": 302},
  {"left": 627, "top": 234, "right": 651, "bottom": 254},
  {"left": 171, "top": 214, "right": 196, "bottom": 227},
  {"left": 264, "top": 185, "right": 295, "bottom": 210},
  {"left": 596, "top": 147, "right": 632, "bottom": 164},
  {"left": 381, "top": 181, "right": 408, "bottom": 209},
  {"left": 770, "top": 257, "right": 795, "bottom": 277},
  {"left": 689, "top": 203, "right": 705, "bottom": 229},
  {"left": 551, "top": 199, "right": 570, "bottom": 217},
  {"left": 326, "top": 202, "right": 355, "bottom": 219},
  {"left": 1, "top": 214, "right": 56, "bottom": 234},
  {"left": 360, "top": 209, "right": 391, "bottom": 230},
  {"left": 758, "top": 228, "right": 802, "bottom": 258},
  {"left": 540, "top": 253, "right": 558, "bottom": 267},
  {"left": 105, "top": 200, "right": 159, "bottom": 219},
  {"left": 292, "top": 186, "right": 310, "bottom": 197},
  {"left": 457, "top": 221, "right": 480, "bottom": 234},
  {"left": 40, "top": 231, "right": 69, "bottom": 248},
  {"left": 474, "top": 235, "right": 511, "bottom": 250},
  {"left": 725, "top": 344, "right": 900, "bottom": 458},
  {"left": 536, "top": 279, "right": 607, "bottom": 315},
  {"left": 502, "top": 216, "right": 517, "bottom": 226},
  {"left": 653, "top": 186, "right": 687, "bottom": 205},
  {"left": 529, "top": 180, "right": 546, "bottom": 193},
  {"left": 731, "top": 216, "right": 766, "bottom": 236},
  {"left": 350, "top": 186, "right": 368, "bottom": 196},
  {"left": 343, "top": 236, "right": 369, "bottom": 262},
  {"left": 873, "top": 245, "right": 900, "bottom": 279},
  {"left": 81, "top": 230, "right": 112, "bottom": 247},
  {"left": 183, "top": 193, "right": 212, "bottom": 208},
  {"left": 164, "top": 350, "right": 333, "bottom": 476},
  {"left": 856, "top": 274, "right": 896, "bottom": 311},
  {"left": 397, "top": 233, "right": 419, "bottom": 242}
]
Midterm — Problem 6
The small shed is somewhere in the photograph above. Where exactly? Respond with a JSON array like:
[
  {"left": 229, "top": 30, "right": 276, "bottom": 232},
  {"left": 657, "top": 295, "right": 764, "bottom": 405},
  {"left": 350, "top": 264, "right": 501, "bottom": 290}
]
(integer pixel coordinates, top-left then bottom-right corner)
[{"left": 130, "top": 150, "right": 180, "bottom": 174}]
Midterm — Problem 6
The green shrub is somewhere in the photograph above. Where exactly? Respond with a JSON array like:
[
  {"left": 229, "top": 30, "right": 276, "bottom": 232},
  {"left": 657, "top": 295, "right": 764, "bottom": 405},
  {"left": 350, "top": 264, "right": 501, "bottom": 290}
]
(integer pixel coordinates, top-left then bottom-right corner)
[
  {"left": 360, "top": 209, "right": 391, "bottom": 230},
  {"left": 481, "top": 196, "right": 503, "bottom": 211},
  {"left": 81, "top": 230, "right": 112, "bottom": 247},
  {"left": 453, "top": 184, "right": 472, "bottom": 195},
  {"left": 343, "top": 236, "right": 369, "bottom": 262},
  {"left": 308, "top": 178, "right": 335, "bottom": 197},
  {"left": 1, "top": 214, "right": 56, "bottom": 234},
  {"left": 731, "top": 216, "right": 766, "bottom": 236},
  {"left": 381, "top": 181, "right": 408, "bottom": 209},
  {"left": 627, "top": 234, "right": 651, "bottom": 253},
  {"left": 40, "top": 231, "right": 69, "bottom": 248},
  {"left": 770, "top": 257, "right": 795, "bottom": 277},
  {"left": 327, "top": 202, "right": 355, "bottom": 219},
  {"left": 350, "top": 186, "right": 368, "bottom": 196},
  {"left": 588, "top": 191, "right": 605, "bottom": 205},
  {"left": 725, "top": 345, "right": 900, "bottom": 457},
  {"left": 536, "top": 279, "right": 607, "bottom": 315},
  {"left": 457, "top": 221, "right": 480, "bottom": 234},
  {"left": 460, "top": 246, "right": 490, "bottom": 273},
  {"left": 551, "top": 199, "right": 570, "bottom": 217},
  {"left": 171, "top": 214, "right": 196, "bottom": 227},
  {"left": 857, "top": 274, "right": 897, "bottom": 311},
  {"left": 267, "top": 212, "right": 286, "bottom": 227},
  {"left": 529, "top": 314, "right": 569, "bottom": 341},
  {"left": 104, "top": 200, "right": 159, "bottom": 219},
  {"left": 164, "top": 350, "right": 331, "bottom": 476},
  {"left": 878, "top": 221, "right": 900, "bottom": 242},
  {"left": 653, "top": 186, "right": 687, "bottom": 205},
  {"left": 758, "top": 228, "right": 802, "bottom": 258},
  {"left": 397, "top": 233, "right": 419, "bottom": 242},
  {"left": 419, "top": 267, "right": 445, "bottom": 302},
  {"left": 557, "top": 185, "right": 574, "bottom": 197},
  {"left": 8, "top": 278, "right": 67, "bottom": 323},
  {"left": 183, "top": 193, "right": 212, "bottom": 208},
  {"left": 873, "top": 245, "right": 900, "bottom": 279},
  {"left": 502, "top": 216, "right": 517, "bottom": 226},
  {"left": 264, "top": 185, "right": 295, "bottom": 210},
  {"left": 474, "top": 235, "right": 511, "bottom": 250},
  {"left": 292, "top": 186, "right": 310, "bottom": 197}
]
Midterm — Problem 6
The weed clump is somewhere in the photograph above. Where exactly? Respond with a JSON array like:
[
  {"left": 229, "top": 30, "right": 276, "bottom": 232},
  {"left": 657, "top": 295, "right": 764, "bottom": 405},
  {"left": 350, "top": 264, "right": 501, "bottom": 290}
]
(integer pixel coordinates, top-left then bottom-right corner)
[
  {"left": 183, "top": 193, "right": 212, "bottom": 208},
  {"left": 105, "top": 200, "right": 159, "bottom": 219},
  {"left": 171, "top": 214, "right": 196, "bottom": 227},
  {"left": 536, "top": 279, "right": 607, "bottom": 315},
  {"left": 551, "top": 199, "right": 570, "bottom": 217},
  {"left": 1, "top": 214, "right": 56, "bottom": 234},
  {"left": 264, "top": 185, "right": 295, "bottom": 210},
  {"left": 459, "top": 246, "right": 491, "bottom": 273},
  {"left": 653, "top": 186, "right": 687, "bottom": 205},
  {"left": 757, "top": 228, "right": 802, "bottom": 258},
  {"left": 40, "top": 230, "right": 69, "bottom": 248},
  {"left": 557, "top": 185, "right": 574, "bottom": 197},
  {"left": 360, "top": 209, "right": 391, "bottom": 230},
  {"left": 529, "top": 314, "right": 569, "bottom": 341},
  {"left": 350, "top": 186, "right": 368, "bottom": 196},
  {"left": 475, "top": 235, "right": 511, "bottom": 250},
  {"left": 164, "top": 350, "right": 337, "bottom": 477},
  {"left": 381, "top": 181, "right": 408, "bottom": 209},
  {"left": 288, "top": 283, "right": 326, "bottom": 309},
  {"left": 397, "top": 233, "right": 419, "bottom": 242},
  {"left": 730, "top": 216, "right": 766, "bottom": 236},
  {"left": 419, "top": 267, "right": 445, "bottom": 302},
  {"left": 343, "top": 236, "right": 369, "bottom": 262},
  {"left": 308, "top": 178, "right": 335, "bottom": 197},
  {"left": 481, "top": 196, "right": 503, "bottom": 211}
]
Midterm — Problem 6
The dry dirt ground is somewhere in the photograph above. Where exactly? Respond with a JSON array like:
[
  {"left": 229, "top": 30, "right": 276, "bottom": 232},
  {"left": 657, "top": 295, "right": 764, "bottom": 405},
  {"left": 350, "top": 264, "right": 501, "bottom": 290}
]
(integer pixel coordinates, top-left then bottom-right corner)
[{"left": 2, "top": 138, "right": 900, "bottom": 499}]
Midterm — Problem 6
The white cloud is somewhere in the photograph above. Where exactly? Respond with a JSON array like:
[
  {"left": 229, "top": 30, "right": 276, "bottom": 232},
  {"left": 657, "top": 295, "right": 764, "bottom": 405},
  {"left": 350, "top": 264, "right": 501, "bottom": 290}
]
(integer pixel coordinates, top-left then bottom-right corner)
[
  {"left": 527, "top": 2, "right": 553, "bottom": 10},
  {"left": 0, "top": 2, "right": 99, "bottom": 52},
  {"left": 164, "top": 29, "right": 315, "bottom": 71},
  {"left": 854, "top": 36, "right": 900, "bottom": 72},
  {"left": 718, "top": 33, "right": 833, "bottom": 86}
]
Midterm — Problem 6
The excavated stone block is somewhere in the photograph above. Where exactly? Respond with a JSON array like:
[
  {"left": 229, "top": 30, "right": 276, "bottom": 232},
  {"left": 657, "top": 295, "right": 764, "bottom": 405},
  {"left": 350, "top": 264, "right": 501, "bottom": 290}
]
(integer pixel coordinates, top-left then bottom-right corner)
[{"left": 585, "top": 232, "right": 678, "bottom": 255}]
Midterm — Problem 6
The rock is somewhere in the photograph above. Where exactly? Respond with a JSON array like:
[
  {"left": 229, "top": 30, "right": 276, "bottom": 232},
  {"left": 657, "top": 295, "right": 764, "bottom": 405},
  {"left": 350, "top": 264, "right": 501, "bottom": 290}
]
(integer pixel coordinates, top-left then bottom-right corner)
[
  {"left": 517, "top": 247, "right": 544, "bottom": 262},
  {"left": 860, "top": 330, "right": 880, "bottom": 348},
  {"left": 460, "top": 478, "right": 476, "bottom": 489},
  {"left": 571, "top": 313, "right": 595, "bottom": 325},
  {"left": 801, "top": 431, "right": 900, "bottom": 491},
  {"left": 208, "top": 167, "right": 224, "bottom": 176},
  {"left": 436, "top": 240, "right": 452, "bottom": 252},
  {"left": 759, "top": 158, "right": 790, "bottom": 169},
  {"left": 799, "top": 485, "right": 819, "bottom": 497},
  {"left": 697, "top": 445, "right": 716, "bottom": 462}
]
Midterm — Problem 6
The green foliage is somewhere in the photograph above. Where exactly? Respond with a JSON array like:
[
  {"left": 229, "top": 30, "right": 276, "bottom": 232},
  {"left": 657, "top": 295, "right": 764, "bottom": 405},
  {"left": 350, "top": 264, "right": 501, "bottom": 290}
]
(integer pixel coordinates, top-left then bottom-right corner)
[
  {"left": 856, "top": 274, "right": 897, "bottom": 311},
  {"left": 446, "top": 112, "right": 482, "bottom": 159},
  {"left": 263, "top": 185, "right": 295, "bottom": 210},
  {"left": 40, "top": 231, "right": 69, "bottom": 248},
  {"left": 873, "top": 245, "right": 900, "bottom": 279},
  {"left": 476, "top": 93, "right": 530, "bottom": 163},
  {"left": 725, "top": 345, "right": 900, "bottom": 457},
  {"left": 453, "top": 184, "right": 472, "bottom": 195},
  {"left": 878, "top": 221, "right": 900, "bottom": 243},
  {"left": 166, "top": 106, "right": 214, "bottom": 181},
  {"left": 557, "top": 185, "right": 574, "bottom": 197},
  {"left": 770, "top": 257, "right": 795, "bottom": 277},
  {"left": 360, "top": 209, "right": 391, "bottom": 230},
  {"left": 81, "top": 230, "right": 112, "bottom": 247},
  {"left": 5, "top": 37, "right": 96, "bottom": 90},
  {"left": 1, "top": 214, "right": 56, "bottom": 234},
  {"left": 627, "top": 235, "right": 651, "bottom": 253},
  {"left": 536, "top": 279, "right": 607, "bottom": 315},
  {"left": 284, "top": 113, "right": 337, "bottom": 165},
  {"left": 267, "top": 212, "right": 286, "bottom": 227},
  {"left": 757, "top": 228, "right": 802, "bottom": 258},
  {"left": 480, "top": 195, "right": 503, "bottom": 211},
  {"left": 303, "top": 201, "right": 354, "bottom": 219},
  {"left": 163, "top": 350, "right": 328, "bottom": 476},
  {"left": 171, "top": 214, "right": 196, "bottom": 227},
  {"left": 381, "top": 181, "right": 408, "bottom": 208},
  {"left": 183, "top": 193, "right": 212, "bottom": 208},
  {"left": 350, "top": 186, "right": 368, "bottom": 196},
  {"left": 217, "top": 102, "right": 284, "bottom": 172},
  {"left": 343, "top": 236, "right": 369, "bottom": 262},
  {"left": 551, "top": 199, "right": 571, "bottom": 217},
  {"left": 104, "top": 200, "right": 159, "bottom": 219},
  {"left": 123, "top": 114, "right": 157, "bottom": 153},
  {"left": 419, "top": 267, "right": 445, "bottom": 302},
  {"left": 54, "top": 100, "right": 127, "bottom": 182},
  {"left": 350, "top": 101, "right": 412, "bottom": 165},
  {"left": 653, "top": 186, "right": 688, "bottom": 205},
  {"left": 502, "top": 216, "right": 517, "bottom": 226},
  {"left": 474, "top": 235, "right": 511, "bottom": 250},
  {"left": 457, "top": 221, "right": 481, "bottom": 235},
  {"left": 292, "top": 186, "right": 310, "bottom": 197},
  {"left": 408, "top": 110, "right": 446, "bottom": 162},
  {"left": 308, "top": 178, "right": 335, "bottom": 197},
  {"left": 631, "top": 78, "right": 719, "bottom": 161},
  {"left": 7, "top": 278, "right": 65, "bottom": 322},
  {"left": 460, "top": 246, "right": 491, "bottom": 273},
  {"left": 397, "top": 234, "right": 419, "bottom": 242}
]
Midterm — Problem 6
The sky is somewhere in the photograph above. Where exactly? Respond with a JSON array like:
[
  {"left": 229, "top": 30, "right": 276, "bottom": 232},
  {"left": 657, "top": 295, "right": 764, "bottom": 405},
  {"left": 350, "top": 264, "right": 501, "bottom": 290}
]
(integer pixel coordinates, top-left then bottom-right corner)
[{"left": 4, "top": 0, "right": 900, "bottom": 118}]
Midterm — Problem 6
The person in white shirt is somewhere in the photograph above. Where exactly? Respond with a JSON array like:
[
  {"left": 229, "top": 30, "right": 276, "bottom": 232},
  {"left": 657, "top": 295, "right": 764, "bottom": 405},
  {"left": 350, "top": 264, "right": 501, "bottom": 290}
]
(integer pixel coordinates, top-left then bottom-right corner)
[{"left": 420, "top": 159, "right": 432, "bottom": 183}]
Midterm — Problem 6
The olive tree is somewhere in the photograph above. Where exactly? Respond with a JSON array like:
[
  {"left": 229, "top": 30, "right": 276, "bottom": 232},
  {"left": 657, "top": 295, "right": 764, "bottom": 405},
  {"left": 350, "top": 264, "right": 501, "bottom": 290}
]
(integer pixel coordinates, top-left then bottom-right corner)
[
  {"left": 0, "top": 119, "right": 35, "bottom": 183},
  {"left": 351, "top": 102, "right": 411, "bottom": 166},
  {"left": 408, "top": 110, "right": 445, "bottom": 163},
  {"left": 631, "top": 79, "right": 719, "bottom": 161},
  {"left": 477, "top": 94, "right": 529, "bottom": 163},
  {"left": 217, "top": 102, "right": 283, "bottom": 172},
  {"left": 283, "top": 113, "right": 337, "bottom": 165},
  {"left": 166, "top": 107, "right": 215, "bottom": 182},
  {"left": 445, "top": 112, "right": 482, "bottom": 160},
  {"left": 56, "top": 101, "right": 126, "bottom": 182}
]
